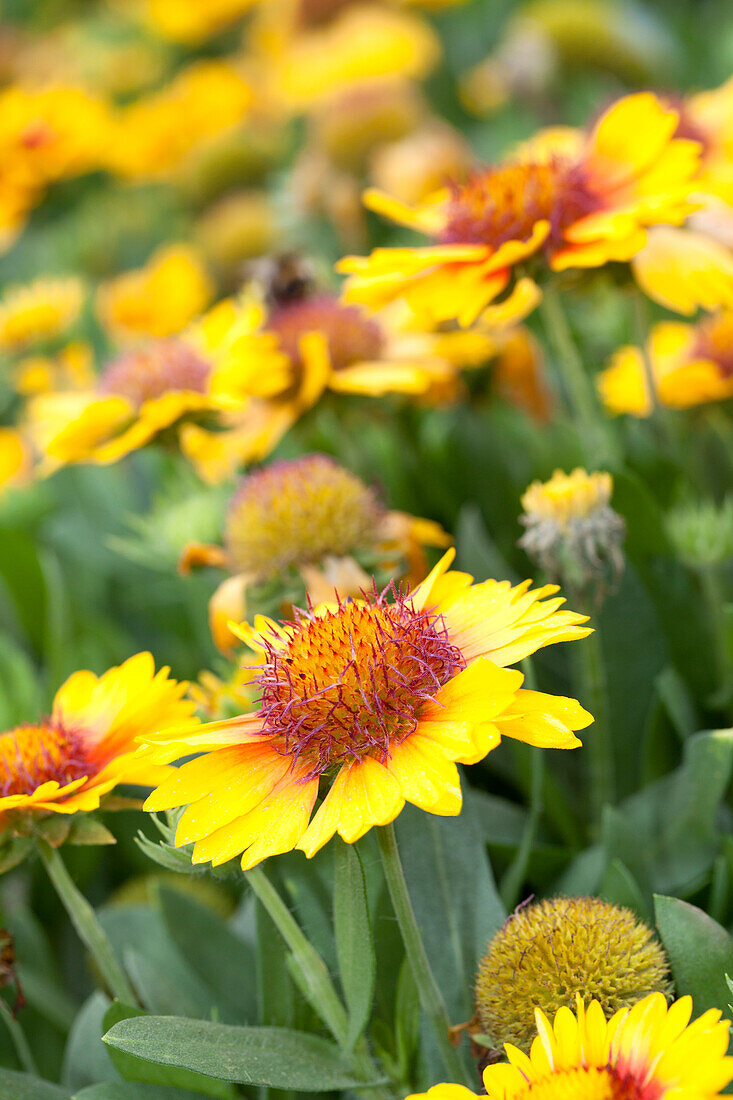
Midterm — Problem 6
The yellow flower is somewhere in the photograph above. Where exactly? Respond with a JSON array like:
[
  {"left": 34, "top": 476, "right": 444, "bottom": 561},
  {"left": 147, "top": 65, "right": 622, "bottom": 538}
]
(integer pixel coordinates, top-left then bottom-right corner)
[
  {"left": 475, "top": 896, "right": 671, "bottom": 1052},
  {"left": 415, "top": 993, "right": 733, "bottom": 1100},
  {"left": 675, "top": 76, "right": 733, "bottom": 209},
  {"left": 248, "top": 0, "right": 440, "bottom": 112},
  {"left": 195, "top": 191, "right": 279, "bottom": 270},
  {"left": 178, "top": 453, "right": 451, "bottom": 651},
  {"left": 0, "top": 428, "right": 30, "bottom": 492},
  {"left": 631, "top": 226, "right": 733, "bottom": 315},
  {"left": 0, "top": 653, "right": 197, "bottom": 827},
  {"left": 339, "top": 92, "right": 701, "bottom": 327},
  {"left": 0, "top": 276, "right": 85, "bottom": 351},
  {"left": 131, "top": 0, "right": 258, "bottom": 42},
  {"left": 14, "top": 341, "right": 95, "bottom": 396},
  {"left": 96, "top": 244, "right": 213, "bottom": 344},
  {"left": 599, "top": 312, "right": 733, "bottom": 416},
  {"left": 370, "top": 121, "right": 472, "bottom": 207},
  {"left": 142, "top": 548, "right": 592, "bottom": 869},
  {"left": 521, "top": 469, "right": 613, "bottom": 529},
  {"left": 107, "top": 60, "right": 253, "bottom": 181}
]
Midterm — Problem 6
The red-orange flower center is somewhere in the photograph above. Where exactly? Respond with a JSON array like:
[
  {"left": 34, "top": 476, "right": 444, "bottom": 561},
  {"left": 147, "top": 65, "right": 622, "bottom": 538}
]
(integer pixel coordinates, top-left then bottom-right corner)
[
  {"left": 0, "top": 722, "right": 90, "bottom": 798},
  {"left": 255, "top": 592, "right": 464, "bottom": 778},
  {"left": 98, "top": 340, "right": 211, "bottom": 406},
  {"left": 693, "top": 312, "right": 733, "bottom": 377},
  {"left": 267, "top": 295, "right": 385, "bottom": 373},
  {"left": 440, "top": 159, "right": 599, "bottom": 251}
]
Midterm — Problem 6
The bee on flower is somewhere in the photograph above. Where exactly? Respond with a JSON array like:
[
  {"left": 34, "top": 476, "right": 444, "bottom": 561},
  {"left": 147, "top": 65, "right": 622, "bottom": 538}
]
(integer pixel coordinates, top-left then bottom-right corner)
[
  {"left": 415, "top": 992, "right": 733, "bottom": 1100},
  {"left": 179, "top": 453, "right": 452, "bottom": 651},
  {"left": 599, "top": 311, "right": 733, "bottom": 415},
  {"left": 338, "top": 92, "right": 702, "bottom": 328},
  {"left": 141, "top": 548, "right": 592, "bottom": 870}
]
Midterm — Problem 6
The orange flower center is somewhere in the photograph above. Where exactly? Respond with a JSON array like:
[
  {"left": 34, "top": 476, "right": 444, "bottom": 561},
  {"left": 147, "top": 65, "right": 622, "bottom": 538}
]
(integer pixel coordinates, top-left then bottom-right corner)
[
  {"left": 0, "top": 722, "right": 90, "bottom": 798},
  {"left": 267, "top": 295, "right": 385, "bottom": 374},
  {"left": 440, "top": 159, "right": 598, "bottom": 251},
  {"left": 511, "top": 1067, "right": 653, "bottom": 1100},
  {"left": 98, "top": 340, "right": 211, "bottom": 406},
  {"left": 693, "top": 312, "right": 733, "bottom": 377},
  {"left": 256, "top": 593, "right": 464, "bottom": 778}
]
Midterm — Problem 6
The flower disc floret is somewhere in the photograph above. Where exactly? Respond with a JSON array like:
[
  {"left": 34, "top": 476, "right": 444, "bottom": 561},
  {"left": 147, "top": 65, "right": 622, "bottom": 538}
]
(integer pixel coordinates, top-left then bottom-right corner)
[
  {"left": 256, "top": 592, "right": 465, "bottom": 778},
  {"left": 0, "top": 723, "right": 88, "bottom": 797},
  {"left": 98, "top": 341, "right": 211, "bottom": 407},
  {"left": 267, "top": 294, "right": 385, "bottom": 373},
  {"left": 225, "top": 454, "right": 382, "bottom": 578}
]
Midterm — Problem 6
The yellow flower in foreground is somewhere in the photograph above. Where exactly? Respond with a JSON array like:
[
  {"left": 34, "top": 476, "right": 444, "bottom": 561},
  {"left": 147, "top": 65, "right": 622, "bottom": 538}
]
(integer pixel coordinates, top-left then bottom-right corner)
[
  {"left": 339, "top": 93, "right": 701, "bottom": 327},
  {"left": 97, "top": 245, "right": 213, "bottom": 344},
  {"left": 415, "top": 993, "right": 733, "bottom": 1100},
  {"left": 0, "top": 276, "right": 85, "bottom": 351},
  {"left": 0, "top": 653, "right": 197, "bottom": 826},
  {"left": 143, "top": 549, "right": 592, "bottom": 869},
  {"left": 599, "top": 312, "right": 733, "bottom": 416},
  {"left": 521, "top": 468, "right": 613, "bottom": 529},
  {"left": 179, "top": 453, "right": 451, "bottom": 650},
  {"left": 249, "top": 0, "right": 440, "bottom": 112}
]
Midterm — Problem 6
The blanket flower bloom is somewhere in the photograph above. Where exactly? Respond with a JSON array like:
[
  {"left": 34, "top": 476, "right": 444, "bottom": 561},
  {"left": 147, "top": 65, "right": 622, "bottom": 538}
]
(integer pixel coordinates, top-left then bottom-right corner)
[
  {"left": 599, "top": 311, "right": 733, "bottom": 415},
  {"left": 0, "top": 276, "right": 85, "bottom": 351},
  {"left": 338, "top": 92, "right": 701, "bottom": 327},
  {"left": 142, "top": 549, "right": 592, "bottom": 869},
  {"left": 179, "top": 453, "right": 451, "bottom": 650},
  {"left": 0, "top": 653, "right": 197, "bottom": 828},
  {"left": 413, "top": 993, "right": 733, "bottom": 1100}
]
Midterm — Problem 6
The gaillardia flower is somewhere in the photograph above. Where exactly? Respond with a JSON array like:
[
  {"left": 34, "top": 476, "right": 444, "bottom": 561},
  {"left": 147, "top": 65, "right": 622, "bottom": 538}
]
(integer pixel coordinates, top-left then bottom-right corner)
[
  {"left": 417, "top": 993, "right": 733, "bottom": 1100},
  {"left": 475, "top": 896, "right": 671, "bottom": 1052},
  {"left": 0, "top": 653, "right": 197, "bottom": 827},
  {"left": 143, "top": 549, "right": 592, "bottom": 869},
  {"left": 599, "top": 311, "right": 733, "bottom": 416},
  {"left": 0, "top": 276, "right": 85, "bottom": 351},
  {"left": 179, "top": 453, "right": 451, "bottom": 650},
  {"left": 338, "top": 92, "right": 701, "bottom": 326}
]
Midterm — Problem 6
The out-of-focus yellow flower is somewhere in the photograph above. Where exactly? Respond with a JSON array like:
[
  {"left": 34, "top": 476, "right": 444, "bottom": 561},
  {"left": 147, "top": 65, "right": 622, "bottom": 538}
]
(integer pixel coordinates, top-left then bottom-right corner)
[
  {"left": 130, "top": 0, "right": 258, "bottom": 42},
  {"left": 0, "top": 428, "right": 31, "bottom": 492},
  {"left": 188, "top": 666, "right": 256, "bottom": 720},
  {"left": 310, "top": 79, "right": 424, "bottom": 171},
  {"left": 415, "top": 993, "right": 733, "bottom": 1100},
  {"left": 179, "top": 453, "right": 451, "bottom": 651},
  {"left": 632, "top": 226, "right": 733, "bottom": 315},
  {"left": 0, "top": 653, "right": 197, "bottom": 829},
  {"left": 0, "top": 84, "right": 111, "bottom": 249},
  {"left": 14, "top": 341, "right": 94, "bottom": 397},
  {"left": 107, "top": 60, "right": 254, "bottom": 181},
  {"left": 522, "top": 468, "right": 613, "bottom": 528},
  {"left": 677, "top": 76, "right": 733, "bottom": 209},
  {"left": 248, "top": 0, "right": 439, "bottom": 112},
  {"left": 600, "top": 312, "right": 733, "bottom": 415},
  {"left": 0, "top": 276, "right": 85, "bottom": 351},
  {"left": 97, "top": 245, "right": 214, "bottom": 344},
  {"left": 339, "top": 93, "right": 701, "bottom": 327},
  {"left": 369, "top": 122, "right": 472, "bottom": 206},
  {"left": 196, "top": 191, "right": 279, "bottom": 270}
]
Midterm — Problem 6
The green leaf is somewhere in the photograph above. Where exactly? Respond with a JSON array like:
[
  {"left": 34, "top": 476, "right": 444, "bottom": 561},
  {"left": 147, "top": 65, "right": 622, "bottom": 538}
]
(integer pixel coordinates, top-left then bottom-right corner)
[
  {"left": 66, "top": 817, "right": 117, "bottom": 846},
  {"left": 599, "top": 860, "right": 650, "bottom": 921},
  {"left": 102, "top": 1002, "right": 233, "bottom": 1100},
  {"left": 62, "top": 993, "right": 115, "bottom": 1092},
  {"left": 103, "top": 1018, "right": 377, "bottom": 1091},
  {"left": 156, "top": 884, "right": 257, "bottom": 1023},
  {"left": 394, "top": 956, "right": 420, "bottom": 1081},
  {"left": 654, "top": 895, "right": 733, "bottom": 1016},
  {"left": 333, "top": 843, "right": 375, "bottom": 1049},
  {"left": 0, "top": 1068, "right": 70, "bottom": 1099},
  {"left": 73, "top": 1085, "right": 204, "bottom": 1100}
]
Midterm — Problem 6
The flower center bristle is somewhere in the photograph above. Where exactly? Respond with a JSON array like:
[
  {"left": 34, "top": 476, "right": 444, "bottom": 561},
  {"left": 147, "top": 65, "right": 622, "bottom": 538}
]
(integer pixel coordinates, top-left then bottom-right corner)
[
  {"left": 225, "top": 454, "right": 382, "bottom": 579},
  {"left": 514, "top": 1067, "right": 646, "bottom": 1100},
  {"left": 693, "top": 312, "right": 733, "bottom": 377},
  {"left": 267, "top": 295, "right": 385, "bottom": 374},
  {"left": 98, "top": 340, "right": 210, "bottom": 406},
  {"left": 440, "top": 159, "right": 598, "bottom": 251},
  {"left": 0, "top": 722, "right": 90, "bottom": 798},
  {"left": 256, "top": 594, "right": 464, "bottom": 777}
]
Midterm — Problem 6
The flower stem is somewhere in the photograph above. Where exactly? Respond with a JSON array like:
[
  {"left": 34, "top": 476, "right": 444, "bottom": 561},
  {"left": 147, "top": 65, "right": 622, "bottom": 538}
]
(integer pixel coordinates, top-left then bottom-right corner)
[
  {"left": 698, "top": 563, "right": 732, "bottom": 709},
  {"left": 38, "top": 842, "right": 138, "bottom": 1007},
  {"left": 631, "top": 287, "right": 659, "bottom": 415},
  {"left": 377, "top": 823, "right": 473, "bottom": 1087},
  {"left": 245, "top": 865, "right": 393, "bottom": 1098},
  {"left": 574, "top": 621, "right": 615, "bottom": 830},
  {"left": 0, "top": 996, "right": 37, "bottom": 1075}
]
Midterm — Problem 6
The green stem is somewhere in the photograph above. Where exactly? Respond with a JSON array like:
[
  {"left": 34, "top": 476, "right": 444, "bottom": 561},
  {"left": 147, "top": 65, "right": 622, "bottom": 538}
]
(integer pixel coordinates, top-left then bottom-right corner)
[
  {"left": 539, "top": 282, "right": 613, "bottom": 463},
  {"left": 631, "top": 288, "right": 659, "bottom": 415},
  {"left": 698, "top": 563, "right": 731, "bottom": 705},
  {"left": 500, "top": 748, "right": 544, "bottom": 911},
  {"left": 377, "top": 823, "right": 473, "bottom": 1088},
  {"left": 574, "top": 621, "right": 615, "bottom": 830},
  {"left": 245, "top": 866, "right": 393, "bottom": 1098},
  {"left": 0, "top": 996, "right": 37, "bottom": 1075},
  {"left": 38, "top": 842, "right": 138, "bottom": 1006}
]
